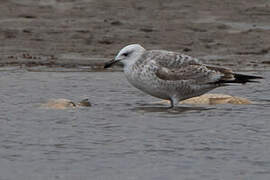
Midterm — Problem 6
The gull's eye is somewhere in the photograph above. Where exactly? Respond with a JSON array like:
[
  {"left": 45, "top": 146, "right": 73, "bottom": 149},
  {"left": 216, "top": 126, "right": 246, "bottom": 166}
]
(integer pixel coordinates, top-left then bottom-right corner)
[{"left": 122, "top": 52, "right": 129, "bottom": 57}]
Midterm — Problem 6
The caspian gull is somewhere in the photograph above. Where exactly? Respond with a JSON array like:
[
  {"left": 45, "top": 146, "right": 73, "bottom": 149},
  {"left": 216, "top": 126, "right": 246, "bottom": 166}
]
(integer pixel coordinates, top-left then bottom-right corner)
[{"left": 104, "top": 44, "right": 262, "bottom": 108}]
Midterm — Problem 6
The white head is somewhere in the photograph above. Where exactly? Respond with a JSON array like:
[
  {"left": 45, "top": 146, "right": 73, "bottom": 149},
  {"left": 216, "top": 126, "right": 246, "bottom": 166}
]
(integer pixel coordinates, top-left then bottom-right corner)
[{"left": 104, "top": 44, "right": 145, "bottom": 68}]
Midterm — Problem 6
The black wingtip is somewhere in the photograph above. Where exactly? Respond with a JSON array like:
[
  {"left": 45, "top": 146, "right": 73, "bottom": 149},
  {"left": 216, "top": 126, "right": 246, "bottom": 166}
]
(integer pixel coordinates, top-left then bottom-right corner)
[
  {"left": 213, "top": 73, "right": 263, "bottom": 84},
  {"left": 234, "top": 73, "right": 263, "bottom": 79},
  {"left": 233, "top": 73, "right": 263, "bottom": 84}
]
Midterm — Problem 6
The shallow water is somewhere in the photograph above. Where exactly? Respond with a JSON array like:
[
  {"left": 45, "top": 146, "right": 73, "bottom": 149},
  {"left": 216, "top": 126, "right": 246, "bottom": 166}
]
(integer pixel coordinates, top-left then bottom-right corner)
[{"left": 0, "top": 68, "right": 270, "bottom": 180}]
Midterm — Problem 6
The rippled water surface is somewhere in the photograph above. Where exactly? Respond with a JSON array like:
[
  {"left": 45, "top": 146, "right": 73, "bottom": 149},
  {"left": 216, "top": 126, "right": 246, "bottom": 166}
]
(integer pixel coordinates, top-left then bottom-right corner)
[{"left": 0, "top": 68, "right": 270, "bottom": 180}]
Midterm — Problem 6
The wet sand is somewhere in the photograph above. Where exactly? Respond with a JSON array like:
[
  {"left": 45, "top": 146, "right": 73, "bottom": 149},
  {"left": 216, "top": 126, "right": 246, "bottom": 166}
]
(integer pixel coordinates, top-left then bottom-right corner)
[{"left": 1, "top": 0, "right": 270, "bottom": 70}]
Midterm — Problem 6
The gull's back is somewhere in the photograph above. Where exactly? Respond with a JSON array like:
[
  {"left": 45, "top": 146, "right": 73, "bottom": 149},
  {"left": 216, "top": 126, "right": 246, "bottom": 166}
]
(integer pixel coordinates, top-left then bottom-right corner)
[{"left": 135, "top": 50, "right": 200, "bottom": 68}]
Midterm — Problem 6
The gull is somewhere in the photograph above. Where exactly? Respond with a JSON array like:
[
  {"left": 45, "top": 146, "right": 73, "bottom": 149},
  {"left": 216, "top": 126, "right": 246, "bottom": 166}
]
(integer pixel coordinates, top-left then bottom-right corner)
[{"left": 104, "top": 44, "right": 262, "bottom": 108}]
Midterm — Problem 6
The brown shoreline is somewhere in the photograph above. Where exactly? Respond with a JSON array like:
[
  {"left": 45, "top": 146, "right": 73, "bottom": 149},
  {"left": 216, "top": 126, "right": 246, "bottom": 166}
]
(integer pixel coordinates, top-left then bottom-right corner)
[{"left": 1, "top": 0, "right": 270, "bottom": 70}]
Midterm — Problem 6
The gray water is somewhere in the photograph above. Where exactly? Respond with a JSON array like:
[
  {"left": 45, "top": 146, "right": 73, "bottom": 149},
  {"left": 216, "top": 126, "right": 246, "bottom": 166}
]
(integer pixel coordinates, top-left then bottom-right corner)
[{"left": 0, "top": 68, "right": 270, "bottom": 180}]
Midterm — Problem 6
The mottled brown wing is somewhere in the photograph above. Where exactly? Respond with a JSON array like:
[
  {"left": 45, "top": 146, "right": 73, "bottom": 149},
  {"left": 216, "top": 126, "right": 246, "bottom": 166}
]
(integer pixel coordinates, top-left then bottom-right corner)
[{"left": 155, "top": 64, "right": 231, "bottom": 84}]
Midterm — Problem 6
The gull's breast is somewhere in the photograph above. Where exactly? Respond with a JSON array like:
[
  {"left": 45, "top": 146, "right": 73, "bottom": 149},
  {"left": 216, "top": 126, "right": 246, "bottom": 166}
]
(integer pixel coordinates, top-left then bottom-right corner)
[{"left": 124, "top": 65, "right": 172, "bottom": 100}]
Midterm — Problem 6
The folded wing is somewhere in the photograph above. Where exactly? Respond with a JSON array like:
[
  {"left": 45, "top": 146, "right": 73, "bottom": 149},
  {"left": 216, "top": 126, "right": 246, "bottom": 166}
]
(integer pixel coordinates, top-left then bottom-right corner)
[
  {"left": 155, "top": 64, "right": 262, "bottom": 84},
  {"left": 155, "top": 64, "right": 228, "bottom": 84},
  {"left": 142, "top": 50, "right": 262, "bottom": 84}
]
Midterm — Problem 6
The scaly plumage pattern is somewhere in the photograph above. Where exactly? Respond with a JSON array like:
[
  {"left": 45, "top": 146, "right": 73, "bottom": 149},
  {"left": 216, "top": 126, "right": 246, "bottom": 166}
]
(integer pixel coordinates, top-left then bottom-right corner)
[{"left": 104, "top": 44, "right": 262, "bottom": 107}]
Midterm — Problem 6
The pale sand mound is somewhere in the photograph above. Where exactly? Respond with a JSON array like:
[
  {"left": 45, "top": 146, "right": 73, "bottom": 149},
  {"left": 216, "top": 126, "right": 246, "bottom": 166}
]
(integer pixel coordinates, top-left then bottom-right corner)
[
  {"left": 154, "top": 94, "right": 252, "bottom": 105},
  {"left": 40, "top": 94, "right": 251, "bottom": 110},
  {"left": 40, "top": 99, "right": 91, "bottom": 110}
]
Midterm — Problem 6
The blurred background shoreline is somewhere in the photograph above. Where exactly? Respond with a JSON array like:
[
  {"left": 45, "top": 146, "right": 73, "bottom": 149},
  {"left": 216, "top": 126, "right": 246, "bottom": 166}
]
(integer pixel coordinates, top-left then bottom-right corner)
[{"left": 0, "top": 0, "right": 270, "bottom": 70}]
